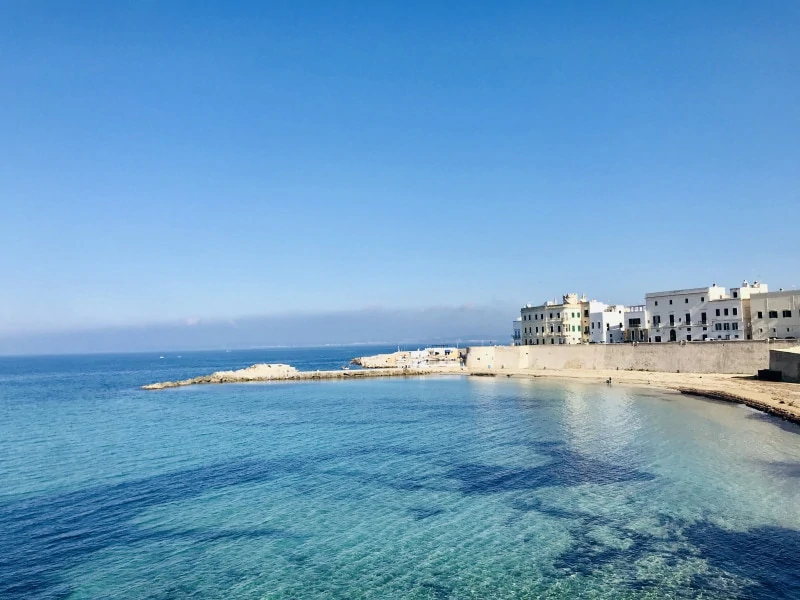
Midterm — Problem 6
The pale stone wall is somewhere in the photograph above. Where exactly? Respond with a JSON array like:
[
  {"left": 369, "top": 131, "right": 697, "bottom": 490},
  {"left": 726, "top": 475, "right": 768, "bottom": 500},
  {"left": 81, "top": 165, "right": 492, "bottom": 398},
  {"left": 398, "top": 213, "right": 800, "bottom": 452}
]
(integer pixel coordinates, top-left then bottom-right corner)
[
  {"left": 769, "top": 348, "right": 800, "bottom": 383},
  {"left": 465, "top": 340, "right": 800, "bottom": 374}
]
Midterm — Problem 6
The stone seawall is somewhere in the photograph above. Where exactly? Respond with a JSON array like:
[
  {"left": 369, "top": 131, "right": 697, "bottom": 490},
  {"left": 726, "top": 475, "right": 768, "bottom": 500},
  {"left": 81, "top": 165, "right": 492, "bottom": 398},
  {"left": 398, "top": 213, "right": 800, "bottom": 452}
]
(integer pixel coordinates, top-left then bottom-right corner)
[
  {"left": 770, "top": 348, "right": 800, "bottom": 383},
  {"left": 465, "top": 340, "right": 800, "bottom": 375}
]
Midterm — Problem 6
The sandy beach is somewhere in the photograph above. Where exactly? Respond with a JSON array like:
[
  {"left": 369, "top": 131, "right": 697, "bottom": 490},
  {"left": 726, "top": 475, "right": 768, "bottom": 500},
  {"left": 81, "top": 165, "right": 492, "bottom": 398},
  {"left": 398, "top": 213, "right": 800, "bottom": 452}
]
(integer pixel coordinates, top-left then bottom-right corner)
[{"left": 473, "top": 367, "right": 800, "bottom": 424}]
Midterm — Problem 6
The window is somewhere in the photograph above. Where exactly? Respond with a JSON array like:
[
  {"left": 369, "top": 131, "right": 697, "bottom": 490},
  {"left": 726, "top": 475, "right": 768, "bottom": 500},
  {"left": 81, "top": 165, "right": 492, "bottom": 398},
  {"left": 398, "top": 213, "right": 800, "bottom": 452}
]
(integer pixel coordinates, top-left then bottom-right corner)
[
  {"left": 669, "top": 315, "right": 675, "bottom": 326},
  {"left": 783, "top": 310, "right": 792, "bottom": 318},
  {"left": 669, "top": 299, "right": 673, "bottom": 305},
  {"left": 584, "top": 310, "right": 589, "bottom": 317},
  {"left": 769, "top": 311, "right": 778, "bottom": 318},
  {"left": 655, "top": 301, "right": 658, "bottom": 306},
  {"left": 558, "top": 326, "right": 561, "bottom": 333},
  {"left": 550, "top": 326, "right": 554, "bottom": 333},
  {"left": 572, "top": 325, "right": 576, "bottom": 332},
  {"left": 715, "top": 309, "right": 720, "bottom": 316},
  {"left": 757, "top": 311, "right": 763, "bottom": 319},
  {"left": 732, "top": 323, "right": 738, "bottom": 330},
  {"left": 724, "top": 323, "right": 730, "bottom": 331},
  {"left": 655, "top": 336, "right": 662, "bottom": 342},
  {"left": 557, "top": 312, "right": 560, "bottom": 318},
  {"left": 550, "top": 313, "right": 553, "bottom": 319},
  {"left": 592, "top": 322, "right": 595, "bottom": 329},
  {"left": 535, "top": 327, "right": 538, "bottom": 333},
  {"left": 701, "top": 297, "right": 705, "bottom": 302},
  {"left": 687, "top": 335, "right": 692, "bottom": 341},
  {"left": 685, "top": 298, "right": 689, "bottom": 304},
  {"left": 724, "top": 308, "right": 729, "bottom": 316},
  {"left": 715, "top": 323, "right": 722, "bottom": 331},
  {"left": 653, "top": 315, "right": 661, "bottom": 327},
  {"left": 701, "top": 312, "right": 707, "bottom": 324},
  {"left": 685, "top": 313, "right": 690, "bottom": 324},
  {"left": 733, "top": 308, "right": 738, "bottom": 316},
  {"left": 733, "top": 291, "right": 738, "bottom": 298},
  {"left": 628, "top": 318, "right": 641, "bottom": 327}
]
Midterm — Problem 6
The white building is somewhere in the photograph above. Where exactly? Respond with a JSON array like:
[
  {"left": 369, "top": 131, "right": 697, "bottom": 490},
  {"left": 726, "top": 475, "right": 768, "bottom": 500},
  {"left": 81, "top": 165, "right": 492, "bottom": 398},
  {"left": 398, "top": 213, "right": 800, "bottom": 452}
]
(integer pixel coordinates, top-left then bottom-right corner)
[
  {"left": 645, "top": 281, "right": 768, "bottom": 342},
  {"left": 751, "top": 290, "right": 800, "bottom": 340},
  {"left": 707, "top": 296, "right": 745, "bottom": 340},
  {"left": 512, "top": 318, "right": 521, "bottom": 345},
  {"left": 624, "top": 305, "right": 649, "bottom": 342},
  {"left": 646, "top": 284, "right": 727, "bottom": 343},
  {"left": 589, "top": 305, "right": 626, "bottom": 343}
]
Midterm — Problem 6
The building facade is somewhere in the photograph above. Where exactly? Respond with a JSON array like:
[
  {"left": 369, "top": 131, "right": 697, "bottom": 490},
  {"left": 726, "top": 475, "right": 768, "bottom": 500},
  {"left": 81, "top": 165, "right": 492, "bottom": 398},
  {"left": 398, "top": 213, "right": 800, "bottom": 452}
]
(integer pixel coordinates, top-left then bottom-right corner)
[
  {"left": 589, "top": 305, "right": 626, "bottom": 344},
  {"left": 623, "top": 305, "right": 649, "bottom": 342},
  {"left": 751, "top": 290, "right": 800, "bottom": 340},
  {"left": 645, "top": 281, "right": 768, "bottom": 342},
  {"left": 520, "top": 293, "right": 587, "bottom": 345},
  {"left": 706, "top": 296, "right": 746, "bottom": 340},
  {"left": 645, "top": 285, "right": 727, "bottom": 343},
  {"left": 512, "top": 318, "right": 521, "bottom": 346}
]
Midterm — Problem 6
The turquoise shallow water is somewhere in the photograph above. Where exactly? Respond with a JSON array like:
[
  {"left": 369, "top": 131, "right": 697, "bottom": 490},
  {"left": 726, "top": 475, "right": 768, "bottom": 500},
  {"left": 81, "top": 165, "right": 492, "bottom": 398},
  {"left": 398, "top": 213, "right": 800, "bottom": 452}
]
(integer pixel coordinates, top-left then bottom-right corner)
[{"left": 1, "top": 349, "right": 800, "bottom": 599}]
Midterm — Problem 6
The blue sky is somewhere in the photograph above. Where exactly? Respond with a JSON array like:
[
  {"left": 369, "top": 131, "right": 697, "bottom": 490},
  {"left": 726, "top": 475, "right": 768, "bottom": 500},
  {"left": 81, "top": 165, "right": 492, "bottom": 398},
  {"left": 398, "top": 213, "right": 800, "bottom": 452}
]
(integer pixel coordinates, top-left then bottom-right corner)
[{"left": 1, "top": 1, "right": 798, "bottom": 339}]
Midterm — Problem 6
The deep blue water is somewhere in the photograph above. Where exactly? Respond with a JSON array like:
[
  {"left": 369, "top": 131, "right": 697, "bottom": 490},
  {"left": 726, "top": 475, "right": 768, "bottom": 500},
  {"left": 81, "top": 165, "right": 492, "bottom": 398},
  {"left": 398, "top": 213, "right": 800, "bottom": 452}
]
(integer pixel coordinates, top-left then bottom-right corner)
[{"left": 1, "top": 347, "right": 800, "bottom": 599}]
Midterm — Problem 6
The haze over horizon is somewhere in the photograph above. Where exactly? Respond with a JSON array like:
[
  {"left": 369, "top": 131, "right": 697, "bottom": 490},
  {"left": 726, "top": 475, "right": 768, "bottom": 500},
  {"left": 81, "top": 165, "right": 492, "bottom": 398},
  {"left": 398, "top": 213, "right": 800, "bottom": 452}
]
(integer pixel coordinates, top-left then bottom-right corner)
[
  {"left": 0, "top": 304, "right": 514, "bottom": 356},
  {"left": 2, "top": 2, "right": 798, "bottom": 354}
]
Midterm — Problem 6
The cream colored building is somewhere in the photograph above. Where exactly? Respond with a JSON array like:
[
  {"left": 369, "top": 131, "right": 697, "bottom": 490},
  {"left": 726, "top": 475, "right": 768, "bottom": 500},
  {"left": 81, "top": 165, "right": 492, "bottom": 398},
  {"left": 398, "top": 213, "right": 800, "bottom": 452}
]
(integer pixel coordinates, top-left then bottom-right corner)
[
  {"left": 521, "top": 293, "right": 587, "bottom": 345},
  {"left": 751, "top": 290, "right": 800, "bottom": 340}
]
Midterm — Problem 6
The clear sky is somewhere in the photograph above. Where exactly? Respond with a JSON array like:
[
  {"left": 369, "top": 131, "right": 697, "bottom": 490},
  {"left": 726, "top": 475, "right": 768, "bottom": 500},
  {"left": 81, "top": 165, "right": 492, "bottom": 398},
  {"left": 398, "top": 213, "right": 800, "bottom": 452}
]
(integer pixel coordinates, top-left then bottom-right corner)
[{"left": 1, "top": 2, "right": 798, "bottom": 341}]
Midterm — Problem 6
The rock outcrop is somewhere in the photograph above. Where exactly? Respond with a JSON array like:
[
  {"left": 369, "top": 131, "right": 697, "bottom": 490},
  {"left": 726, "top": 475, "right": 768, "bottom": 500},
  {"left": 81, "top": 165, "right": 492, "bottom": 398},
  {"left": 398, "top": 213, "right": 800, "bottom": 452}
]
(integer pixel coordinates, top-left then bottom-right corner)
[{"left": 142, "top": 363, "right": 299, "bottom": 389}]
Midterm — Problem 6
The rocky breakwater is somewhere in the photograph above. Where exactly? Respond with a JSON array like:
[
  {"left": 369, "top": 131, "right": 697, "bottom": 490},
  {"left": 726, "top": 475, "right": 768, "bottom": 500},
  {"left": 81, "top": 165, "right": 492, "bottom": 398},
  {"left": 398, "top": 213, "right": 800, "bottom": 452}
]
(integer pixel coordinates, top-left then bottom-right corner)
[
  {"left": 142, "top": 363, "right": 449, "bottom": 390},
  {"left": 142, "top": 363, "right": 300, "bottom": 390}
]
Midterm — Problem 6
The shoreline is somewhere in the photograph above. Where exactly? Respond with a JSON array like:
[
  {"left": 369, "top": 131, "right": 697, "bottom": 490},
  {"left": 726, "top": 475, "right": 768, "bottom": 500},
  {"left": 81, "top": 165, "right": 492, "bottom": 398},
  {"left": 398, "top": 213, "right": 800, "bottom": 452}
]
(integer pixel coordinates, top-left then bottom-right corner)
[
  {"left": 469, "top": 367, "right": 800, "bottom": 425},
  {"left": 142, "top": 363, "right": 800, "bottom": 426}
]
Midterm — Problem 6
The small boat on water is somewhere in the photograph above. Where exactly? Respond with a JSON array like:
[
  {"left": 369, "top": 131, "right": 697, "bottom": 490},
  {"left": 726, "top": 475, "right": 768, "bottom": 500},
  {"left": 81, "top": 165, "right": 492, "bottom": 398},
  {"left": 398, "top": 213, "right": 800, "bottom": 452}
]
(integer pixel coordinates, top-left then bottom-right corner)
[{"left": 341, "top": 365, "right": 350, "bottom": 370}]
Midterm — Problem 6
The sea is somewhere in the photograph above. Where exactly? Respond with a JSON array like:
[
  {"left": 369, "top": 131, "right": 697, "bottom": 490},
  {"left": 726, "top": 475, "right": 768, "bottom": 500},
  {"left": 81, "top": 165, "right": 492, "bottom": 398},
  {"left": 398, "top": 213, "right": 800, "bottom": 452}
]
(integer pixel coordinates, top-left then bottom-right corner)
[{"left": 1, "top": 346, "right": 799, "bottom": 599}]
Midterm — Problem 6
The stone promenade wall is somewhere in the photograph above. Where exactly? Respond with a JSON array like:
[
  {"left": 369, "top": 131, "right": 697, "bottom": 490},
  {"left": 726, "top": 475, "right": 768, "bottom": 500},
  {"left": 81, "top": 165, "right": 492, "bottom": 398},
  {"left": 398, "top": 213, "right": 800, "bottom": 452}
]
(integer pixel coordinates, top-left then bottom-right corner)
[{"left": 465, "top": 340, "right": 800, "bottom": 375}]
